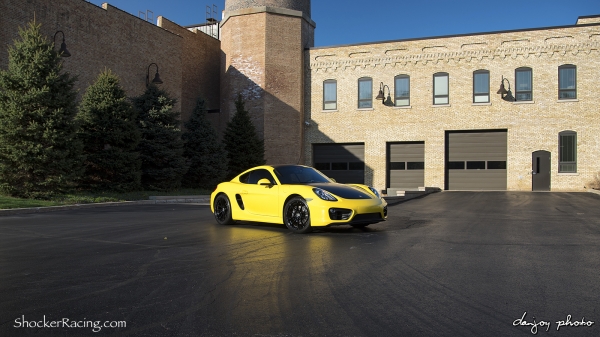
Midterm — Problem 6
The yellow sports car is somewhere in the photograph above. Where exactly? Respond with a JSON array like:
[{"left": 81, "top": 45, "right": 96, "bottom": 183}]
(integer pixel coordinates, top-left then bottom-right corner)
[{"left": 210, "top": 165, "right": 387, "bottom": 233}]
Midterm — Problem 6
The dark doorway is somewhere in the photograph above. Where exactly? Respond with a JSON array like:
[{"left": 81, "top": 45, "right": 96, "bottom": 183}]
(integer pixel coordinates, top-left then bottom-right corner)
[{"left": 532, "top": 150, "right": 551, "bottom": 191}]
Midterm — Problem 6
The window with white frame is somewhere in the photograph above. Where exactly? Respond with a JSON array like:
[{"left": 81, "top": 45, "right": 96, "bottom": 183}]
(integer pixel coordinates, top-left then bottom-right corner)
[
  {"left": 394, "top": 75, "right": 410, "bottom": 107},
  {"left": 358, "top": 77, "right": 372, "bottom": 109},
  {"left": 323, "top": 80, "right": 337, "bottom": 110},
  {"left": 433, "top": 72, "right": 449, "bottom": 105},
  {"left": 558, "top": 65, "right": 576, "bottom": 100},
  {"left": 515, "top": 67, "right": 532, "bottom": 101},
  {"left": 473, "top": 70, "right": 490, "bottom": 103}
]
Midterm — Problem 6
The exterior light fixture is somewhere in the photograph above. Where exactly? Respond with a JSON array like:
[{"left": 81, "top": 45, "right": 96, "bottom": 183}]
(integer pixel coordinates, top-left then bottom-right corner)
[
  {"left": 376, "top": 82, "right": 394, "bottom": 106},
  {"left": 146, "top": 63, "right": 163, "bottom": 87},
  {"left": 497, "top": 76, "right": 515, "bottom": 102},
  {"left": 53, "top": 31, "right": 71, "bottom": 57}
]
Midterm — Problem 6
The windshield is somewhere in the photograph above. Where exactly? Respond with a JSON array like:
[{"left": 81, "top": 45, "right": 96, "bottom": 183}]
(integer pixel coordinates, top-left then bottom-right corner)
[{"left": 273, "top": 166, "right": 332, "bottom": 184}]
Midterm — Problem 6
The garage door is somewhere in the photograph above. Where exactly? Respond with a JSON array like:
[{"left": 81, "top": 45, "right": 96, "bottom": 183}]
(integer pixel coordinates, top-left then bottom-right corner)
[
  {"left": 387, "top": 142, "right": 424, "bottom": 190},
  {"left": 446, "top": 131, "right": 507, "bottom": 190},
  {"left": 313, "top": 143, "right": 364, "bottom": 184}
]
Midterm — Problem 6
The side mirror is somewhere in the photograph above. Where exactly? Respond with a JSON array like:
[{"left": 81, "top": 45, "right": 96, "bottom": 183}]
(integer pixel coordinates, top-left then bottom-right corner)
[{"left": 258, "top": 178, "right": 272, "bottom": 186}]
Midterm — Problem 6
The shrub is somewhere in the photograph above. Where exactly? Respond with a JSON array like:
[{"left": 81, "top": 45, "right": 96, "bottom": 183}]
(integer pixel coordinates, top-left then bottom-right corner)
[
  {"left": 77, "top": 69, "right": 141, "bottom": 192},
  {"left": 0, "top": 21, "right": 83, "bottom": 199}
]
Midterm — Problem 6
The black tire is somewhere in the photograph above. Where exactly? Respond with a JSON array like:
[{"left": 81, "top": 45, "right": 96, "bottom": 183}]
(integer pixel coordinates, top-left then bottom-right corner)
[
  {"left": 283, "top": 197, "right": 312, "bottom": 234},
  {"left": 214, "top": 194, "right": 234, "bottom": 225}
]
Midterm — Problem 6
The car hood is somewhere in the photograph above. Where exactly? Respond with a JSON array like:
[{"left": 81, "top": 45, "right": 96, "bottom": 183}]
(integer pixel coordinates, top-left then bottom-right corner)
[{"left": 308, "top": 183, "right": 373, "bottom": 199}]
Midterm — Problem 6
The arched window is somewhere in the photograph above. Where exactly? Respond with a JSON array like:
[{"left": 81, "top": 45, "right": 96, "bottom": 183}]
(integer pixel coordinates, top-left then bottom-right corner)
[
  {"left": 394, "top": 75, "right": 410, "bottom": 106},
  {"left": 323, "top": 80, "right": 337, "bottom": 110},
  {"left": 559, "top": 130, "right": 577, "bottom": 173},
  {"left": 473, "top": 70, "right": 489, "bottom": 103},
  {"left": 558, "top": 65, "right": 577, "bottom": 100},
  {"left": 433, "top": 72, "right": 449, "bottom": 105},
  {"left": 358, "top": 77, "right": 373, "bottom": 109},
  {"left": 515, "top": 67, "right": 532, "bottom": 101}
]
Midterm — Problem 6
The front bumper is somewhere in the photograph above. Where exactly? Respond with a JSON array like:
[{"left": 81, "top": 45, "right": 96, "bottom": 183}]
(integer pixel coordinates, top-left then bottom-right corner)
[{"left": 307, "top": 198, "right": 387, "bottom": 227}]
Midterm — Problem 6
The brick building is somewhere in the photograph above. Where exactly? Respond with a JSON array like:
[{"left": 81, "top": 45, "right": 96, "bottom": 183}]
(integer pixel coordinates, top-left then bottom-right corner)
[
  {"left": 1, "top": 0, "right": 599, "bottom": 192},
  {"left": 305, "top": 14, "right": 600, "bottom": 193}
]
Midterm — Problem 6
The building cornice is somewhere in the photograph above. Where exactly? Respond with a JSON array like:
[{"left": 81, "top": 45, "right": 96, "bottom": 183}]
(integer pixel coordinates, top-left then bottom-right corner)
[
  {"left": 221, "top": 6, "right": 316, "bottom": 28},
  {"left": 308, "top": 41, "right": 600, "bottom": 72}
]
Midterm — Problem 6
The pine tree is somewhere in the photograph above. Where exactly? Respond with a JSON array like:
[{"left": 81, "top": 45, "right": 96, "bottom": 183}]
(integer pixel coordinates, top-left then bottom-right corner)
[
  {"left": 0, "top": 21, "right": 83, "bottom": 199},
  {"left": 133, "top": 85, "right": 188, "bottom": 191},
  {"left": 223, "top": 94, "right": 265, "bottom": 178},
  {"left": 182, "top": 97, "right": 227, "bottom": 189},
  {"left": 77, "top": 69, "right": 141, "bottom": 192}
]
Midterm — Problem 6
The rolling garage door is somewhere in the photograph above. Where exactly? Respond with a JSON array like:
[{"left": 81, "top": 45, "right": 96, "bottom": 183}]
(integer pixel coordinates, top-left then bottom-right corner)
[
  {"left": 313, "top": 143, "right": 364, "bottom": 184},
  {"left": 446, "top": 131, "right": 507, "bottom": 190},
  {"left": 387, "top": 142, "right": 425, "bottom": 190}
]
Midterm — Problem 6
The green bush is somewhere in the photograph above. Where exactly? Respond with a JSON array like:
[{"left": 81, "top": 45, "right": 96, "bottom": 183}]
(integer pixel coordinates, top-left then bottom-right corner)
[
  {"left": 0, "top": 21, "right": 83, "bottom": 199},
  {"left": 77, "top": 69, "right": 141, "bottom": 192},
  {"left": 223, "top": 94, "right": 265, "bottom": 178},
  {"left": 182, "top": 97, "right": 227, "bottom": 189},
  {"left": 133, "top": 85, "right": 188, "bottom": 191}
]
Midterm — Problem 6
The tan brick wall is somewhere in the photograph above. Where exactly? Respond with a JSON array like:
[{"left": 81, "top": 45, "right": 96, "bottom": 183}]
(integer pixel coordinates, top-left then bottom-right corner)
[
  {"left": 221, "top": 7, "right": 314, "bottom": 165},
  {"left": 305, "top": 23, "right": 600, "bottom": 192},
  {"left": 0, "top": 0, "right": 221, "bottom": 122}
]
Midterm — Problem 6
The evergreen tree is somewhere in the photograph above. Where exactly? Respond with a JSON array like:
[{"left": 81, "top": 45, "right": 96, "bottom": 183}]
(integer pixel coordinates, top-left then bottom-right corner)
[
  {"left": 0, "top": 21, "right": 83, "bottom": 199},
  {"left": 182, "top": 97, "right": 227, "bottom": 189},
  {"left": 77, "top": 69, "right": 141, "bottom": 192},
  {"left": 223, "top": 94, "right": 265, "bottom": 178},
  {"left": 133, "top": 85, "right": 188, "bottom": 191}
]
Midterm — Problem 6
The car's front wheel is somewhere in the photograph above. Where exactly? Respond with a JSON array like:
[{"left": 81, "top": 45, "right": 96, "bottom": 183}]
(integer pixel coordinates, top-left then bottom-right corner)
[
  {"left": 283, "top": 197, "right": 312, "bottom": 234},
  {"left": 214, "top": 194, "right": 234, "bottom": 225}
]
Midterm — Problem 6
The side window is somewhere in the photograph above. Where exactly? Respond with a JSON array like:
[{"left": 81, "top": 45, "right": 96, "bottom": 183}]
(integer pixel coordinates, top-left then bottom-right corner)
[
  {"left": 515, "top": 67, "right": 532, "bottom": 101},
  {"left": 323, "top": 80, "right": 337, "bottom": 110},
  {"left": 394, "top": 75, "right": 410, "bottom": 107},
  {"left": 433, "top": 72, "right": 449, "bottom": 105},
  {"left": 473, "top": 70, "right": 490, "bottom": 103},
  {"left": 246, "top": 169, "right": 277, "bottom": 184},
  {"left": 558, "top": 65, "right": 576, "bottom": 100},
  {"left": 358, "top": 77, "right": 372, "bottom": 109},
  {"left": 559, "top": 131, "right": 577, "bottom": 173}
]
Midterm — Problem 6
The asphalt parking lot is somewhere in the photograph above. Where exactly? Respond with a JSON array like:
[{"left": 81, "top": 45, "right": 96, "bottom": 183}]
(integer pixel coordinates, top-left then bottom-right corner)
[{"left": 1, "top": 191, "right": 599, "bottom": 336}]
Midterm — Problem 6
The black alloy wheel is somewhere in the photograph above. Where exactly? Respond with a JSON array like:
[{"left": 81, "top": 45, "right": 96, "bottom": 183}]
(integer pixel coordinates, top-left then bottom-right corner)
[
  {"left": 214, "top": 194, "right": 234, "bottom": 225},
  {"left": 284, "top": 197, "right": 312, "bottom": 234}
]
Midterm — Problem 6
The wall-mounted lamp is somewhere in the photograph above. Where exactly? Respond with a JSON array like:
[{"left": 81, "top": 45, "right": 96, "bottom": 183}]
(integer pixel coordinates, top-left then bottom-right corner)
[
  {"left": 376, "top": 82, "right": 394, "bottom": 106},
  {"left": 146, "top": 63, "right": 163, "bottom": 87},
  {"left": 53, "top": 31, "right": 71, "bottom": 57},
  {"left": 496, "top": 76, "right": 515, "bottom": 102}
]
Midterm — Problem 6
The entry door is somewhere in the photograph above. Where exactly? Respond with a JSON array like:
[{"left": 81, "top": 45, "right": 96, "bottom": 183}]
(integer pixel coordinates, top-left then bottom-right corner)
[{"left": 532, "top": 150, "right": 551, "bottom": 191}]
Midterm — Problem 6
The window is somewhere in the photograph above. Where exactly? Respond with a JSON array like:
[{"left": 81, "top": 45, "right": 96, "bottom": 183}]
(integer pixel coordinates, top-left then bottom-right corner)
[
  {"left": 241, "top": 169, "right": 277, "bottom": 185},
  {"left": 358, "top": 77, "right": 372, "bottom": 108},
  {"left": 323, "top": 80, "right": 337, "bottom": 110},
  {"left": 559, "top": 131, "right": 577, "bottom": 173},
  {"left": 473, "top": 70, "right": 490, "bottom": 103},
  {"left": 433, "top": 72, "right": 449, "bottom": 105},
  {"left": 515, "top": 67, "right": 532, "bottom": 101},
  {"left": 558, "top": 65, "right": 576, "bottom": 100},
  {"left": 394, "top": 75, "right": 410, "bottom": 106}
]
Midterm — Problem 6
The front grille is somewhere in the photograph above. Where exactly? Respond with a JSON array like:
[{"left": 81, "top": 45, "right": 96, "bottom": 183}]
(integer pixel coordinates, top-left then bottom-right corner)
[
  {"left": 352, "top": 213, "right": 382, "bottom": 222},
  {"left": 329, "top": 208, "right": 352, "bottom": 220}
]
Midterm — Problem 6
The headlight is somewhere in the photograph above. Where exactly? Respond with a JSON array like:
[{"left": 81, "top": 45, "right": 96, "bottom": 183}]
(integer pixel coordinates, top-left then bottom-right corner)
[
  {"left": 368, "top": 186, "right": 381, "bottom": 198},
  {"left": 313, "top": 188, "right": 337, "bottom": 201}
]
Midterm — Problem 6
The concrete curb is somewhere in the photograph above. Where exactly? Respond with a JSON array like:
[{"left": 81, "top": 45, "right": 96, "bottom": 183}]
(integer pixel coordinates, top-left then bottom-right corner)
[
  {"left": 0, "top": 197, "right": 211, "bottom": 216},
  {"left": 586, "top": 188, "right": 600, "bottom": 196}
]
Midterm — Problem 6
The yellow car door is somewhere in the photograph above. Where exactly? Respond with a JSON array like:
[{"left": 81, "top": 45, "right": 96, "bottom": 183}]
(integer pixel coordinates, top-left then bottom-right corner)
[{"left": 241, "top": 169, "right": 279, "bottom": 218}]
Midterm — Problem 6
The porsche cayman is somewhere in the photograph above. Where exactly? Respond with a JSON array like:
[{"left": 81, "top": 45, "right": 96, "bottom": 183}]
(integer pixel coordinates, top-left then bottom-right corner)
[{"left": 210, "top": 165, "right": 387, "bottom": 233}]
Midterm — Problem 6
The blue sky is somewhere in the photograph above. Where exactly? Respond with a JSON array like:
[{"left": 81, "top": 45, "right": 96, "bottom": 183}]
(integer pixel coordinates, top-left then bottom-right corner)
[{"left": 88, "top": 0, "right": 600, "bottom": 47}]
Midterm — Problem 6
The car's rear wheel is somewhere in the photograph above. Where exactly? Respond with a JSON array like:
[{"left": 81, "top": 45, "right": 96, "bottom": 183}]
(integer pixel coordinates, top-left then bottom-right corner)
[
  {"left": 284, "top": 197, "right": 312, "bottom": 234},
  {"left": 214, "top": 194, "right": 234, "bottom": 225}
]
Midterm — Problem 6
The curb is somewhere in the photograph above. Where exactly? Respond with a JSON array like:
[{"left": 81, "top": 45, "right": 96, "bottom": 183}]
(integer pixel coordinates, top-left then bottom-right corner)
[
  {"left": 0, "top": 197, "right": 211, "bottom": 216},
  {"left": 586, "top": 188, "right": 600, "bottom": 196}
]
